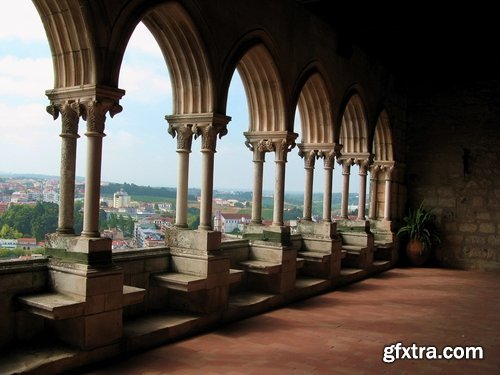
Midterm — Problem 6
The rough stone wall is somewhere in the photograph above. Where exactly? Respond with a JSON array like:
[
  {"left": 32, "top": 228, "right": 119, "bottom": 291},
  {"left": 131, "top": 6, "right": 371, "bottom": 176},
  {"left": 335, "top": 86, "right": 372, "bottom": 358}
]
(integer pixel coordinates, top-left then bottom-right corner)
[{"left": 406, "top": 80, "right": 500, "bottom": 271}]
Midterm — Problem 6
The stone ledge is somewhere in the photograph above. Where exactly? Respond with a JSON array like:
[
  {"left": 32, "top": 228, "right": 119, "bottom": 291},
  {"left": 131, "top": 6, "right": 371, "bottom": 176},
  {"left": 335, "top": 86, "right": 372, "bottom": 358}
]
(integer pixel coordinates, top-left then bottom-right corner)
[
  {"left": 229, "top": 269, "right": 244, "bottom": 284},
  {"left": 123, "top": 285, "right": 146, "bottom": 306},
  {"left": 238, "top": 260, "right": 281, "bottom": 274},
  {"left": 298, "top": 251, "right": 330, "bottom": 263},
  {"left": 153, "top": 272, "right": 207, "bottom": 292},
  {"left": 17, "top": 292, "right": 85, "bottom": 320}
]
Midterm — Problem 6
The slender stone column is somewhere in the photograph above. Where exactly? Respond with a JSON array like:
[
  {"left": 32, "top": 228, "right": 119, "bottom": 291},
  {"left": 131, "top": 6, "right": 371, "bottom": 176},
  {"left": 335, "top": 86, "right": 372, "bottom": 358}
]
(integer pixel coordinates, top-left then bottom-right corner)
[
  {"left": 368, "top": 165, "right": 381, "bottom": 219},
  {"left": 245, "top": 140, "right": 269, "bottom": 224},
  {"left": 168, "top": 123, "right": 193, "bottom": 228},
  {"left": 81, "top": 101, "right": 122, "bottom": 237},
  {"left": 357, "top": 158, "right": 371, "bottom": 220},
  {"left": 320, "top": 150, "right": 336, "bottom": 222},
  {"left": 194, "top": 122, "right": 228, "bottom": 230},
  {"left": 272, "top": 139, "right": 294, "bottom": 227},
  {"left": 384, "top": 165, "right": 394, "bottom": 221},
  {"left": 47, "top": 102, "right": 81, "bottom": 234},
  {"left": 339, "top": 158, "right": 353, "bottom": 219},
  {"left": 299, "top": 149, "right": 317, "bottom": 221}
]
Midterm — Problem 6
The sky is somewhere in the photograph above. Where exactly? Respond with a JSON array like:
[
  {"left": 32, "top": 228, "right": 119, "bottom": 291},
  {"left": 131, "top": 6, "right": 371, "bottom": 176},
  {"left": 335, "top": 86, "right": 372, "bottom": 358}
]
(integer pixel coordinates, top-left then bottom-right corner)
[{"left": 0, "top": 1, "right": 356, "bottom": 194}]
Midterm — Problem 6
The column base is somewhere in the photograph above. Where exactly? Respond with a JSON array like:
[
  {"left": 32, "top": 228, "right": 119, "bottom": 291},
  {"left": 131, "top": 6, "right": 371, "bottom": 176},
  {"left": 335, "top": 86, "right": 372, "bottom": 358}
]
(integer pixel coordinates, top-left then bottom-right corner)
[
  {"left": 81, "top": 231, "right": 102, "bottom": 238},
  {"left": 45, "top": 233, "right": 112, "bottom": 266},
  {"left": 56, "top": 227, "right": 75, "bottom": 235}
]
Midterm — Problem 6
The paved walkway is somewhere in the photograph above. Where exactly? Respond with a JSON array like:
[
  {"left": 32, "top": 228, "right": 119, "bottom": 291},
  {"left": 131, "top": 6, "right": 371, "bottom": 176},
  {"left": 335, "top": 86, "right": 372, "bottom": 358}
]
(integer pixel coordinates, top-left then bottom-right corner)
[{"left": 80, "top": 267, "right": 500, "bottom": 374}]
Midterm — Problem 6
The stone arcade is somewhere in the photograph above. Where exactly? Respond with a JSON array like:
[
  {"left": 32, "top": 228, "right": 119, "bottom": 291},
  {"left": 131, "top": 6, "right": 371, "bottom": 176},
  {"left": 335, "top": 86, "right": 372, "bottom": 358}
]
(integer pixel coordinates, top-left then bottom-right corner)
[{"left": 1, "top": 1, "right": 499, "bottom": 373}]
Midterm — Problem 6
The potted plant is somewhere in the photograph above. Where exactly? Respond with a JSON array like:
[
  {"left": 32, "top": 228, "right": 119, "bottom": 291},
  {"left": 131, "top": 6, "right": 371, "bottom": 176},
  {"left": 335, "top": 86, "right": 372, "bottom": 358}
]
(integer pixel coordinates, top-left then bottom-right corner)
[{"left": 397, "top": 202, "right": 441, "bottom": 266}]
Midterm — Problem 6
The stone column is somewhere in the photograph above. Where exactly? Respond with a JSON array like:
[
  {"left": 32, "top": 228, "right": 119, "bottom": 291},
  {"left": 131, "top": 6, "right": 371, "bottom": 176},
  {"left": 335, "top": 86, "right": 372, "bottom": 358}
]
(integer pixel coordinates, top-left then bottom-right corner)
[
  {"left": 339, "top": 158, "right": 353, "bottom": 219},
  {"left": 299, "top": 149, "right": 317, "bottom": 221},
  {"left": 81, "top": 101, "right": 122, "bottom": 237},
  {"left": 194, "top": 122, "right": 228, "bottom": 230},
  {"left": 47, "top": 102, "right": 81, "bottom": 234},
  {"left": 368, "top": 165, "right": 381, "bottom": 219},
  {"left": 384, "top": 165, "right": 394, "bottom": 221},
  {"left": 245, "top": 139, "right": 270, "bottom": 224},
  {"left": 272, "top": 138, "right": 294, "bottom": 227},
  {"left": 168, "top": 123, "right": 193, "bottom": 228},
  {"left": 356, "top": 158, "right": 371, "bottom": 220},
  {"left": 321, "top": 150, "right": 336, "bottom": 222}
]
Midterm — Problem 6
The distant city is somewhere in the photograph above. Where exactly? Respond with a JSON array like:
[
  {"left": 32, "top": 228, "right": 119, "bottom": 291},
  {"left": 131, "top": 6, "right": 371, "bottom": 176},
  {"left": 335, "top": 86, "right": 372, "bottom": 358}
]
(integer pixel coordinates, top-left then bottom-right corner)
[{"left": 0, "top": 173, "right": 362, "bottom": 258}]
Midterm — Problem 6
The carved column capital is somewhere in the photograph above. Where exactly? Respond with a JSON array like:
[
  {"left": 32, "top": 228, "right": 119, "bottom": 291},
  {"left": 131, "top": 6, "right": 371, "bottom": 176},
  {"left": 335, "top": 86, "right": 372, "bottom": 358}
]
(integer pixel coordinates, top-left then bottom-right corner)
[
  {"left": 168, "top": 124, "right": 194, "bottom": 152},
  {"left": 370, "top": 164, "right": 383, "bottom": 180},
  {"left": 355, "top": 158, "right": 372, "bottom": 175},
  {"left": 193, "top": 123, "right": 228, "bottom": 152},
  {"left": 274, "top": 138, "right": 296, "bottom": 162},
  {"left": 82, "top": 100, "right": 123, "bottom": 135},
  {"left": 299, "top": 149, "right": 318, "bottom": 169},
  {"left": 339, "top": 158, "right": 355, "bottom": 174},
  {"left": 319, "top": 150, "right": 337, "bottom": 169},
  {"left": 245, "top": 139, "right": 268, "bottom": 162},
  {"left": 47, "top": 102, "right": 82, "bottom": 138}
]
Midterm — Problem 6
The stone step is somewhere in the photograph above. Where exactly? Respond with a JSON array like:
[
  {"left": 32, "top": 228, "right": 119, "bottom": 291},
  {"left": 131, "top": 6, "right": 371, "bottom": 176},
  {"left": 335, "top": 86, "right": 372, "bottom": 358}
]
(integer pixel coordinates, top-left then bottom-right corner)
[
  {"left": 153, "top": 272, "right": 207, "bottom": 292},
  {"left": 340, "top": 267, "right": 364, "bottom": 277},
  {"left": 17, "top": 292, "right": 85, "bottom": 320},
  {"left": 298, "top": 251, "right": 330, "bottom": 263},
  {"left": 342, "top": 245, "right": 366, "bottom": 252},
  {"left": 229, "top": 268, "right": 244, "bottom": 284},
  {"left": 296, "top": 257, "right": 305, "bottom": 269},
  {"left": 228, "top": 291, "right": 276, "bottom": 307},
  {"left": 238, "top": 260, "right": 281, "bottom": 274},
  {"left": 123, "top": 285, "right": 146, "bottom": 307}
]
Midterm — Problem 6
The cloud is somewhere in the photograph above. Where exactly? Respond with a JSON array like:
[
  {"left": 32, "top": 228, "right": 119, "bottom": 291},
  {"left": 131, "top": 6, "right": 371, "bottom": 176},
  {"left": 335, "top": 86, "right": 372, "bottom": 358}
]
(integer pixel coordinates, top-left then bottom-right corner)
[
  {"left": 0, "top": 102, "right": 60, "bottom": 175},
  {"left": 127, "top": 22, "right": 165, "bottom": 58},
  {"left": 119, "top": 64, "right": 171, "bottom": 105},
  {"left": 0, "top": 56, "right": 53, "bottom": 101},
  {"left": 0, "top": 1, "right": 47, "bottom": 42}
]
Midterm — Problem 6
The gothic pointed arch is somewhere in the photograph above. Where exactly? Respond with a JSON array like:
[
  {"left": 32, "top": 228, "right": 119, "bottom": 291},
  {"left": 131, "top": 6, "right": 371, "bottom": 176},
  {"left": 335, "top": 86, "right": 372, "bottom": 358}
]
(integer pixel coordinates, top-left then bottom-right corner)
[
  {"left": 294, "top": 68, "right": 335, "bottom": 144},
  {"left": 142, "top": 3, "right": 215, "bottom": 114},
  {"left": 373, "top": 109, "right": 394, "bottom": 162},
  {"left": 33, "top": 0, "right": 96, "bottom": 88},
  {"left": 338, "top": 91, "right": 369, "bottom": 155},
  {"left": 220, "top": 32, "right": 286, "bottom": 133}
]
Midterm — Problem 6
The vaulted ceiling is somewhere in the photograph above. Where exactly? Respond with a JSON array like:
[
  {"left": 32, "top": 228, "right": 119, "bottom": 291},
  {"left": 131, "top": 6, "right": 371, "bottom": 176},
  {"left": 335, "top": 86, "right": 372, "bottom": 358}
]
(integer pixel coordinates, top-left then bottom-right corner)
[{"left": 297, "top": 1, "right": 500, "bottom": 90}]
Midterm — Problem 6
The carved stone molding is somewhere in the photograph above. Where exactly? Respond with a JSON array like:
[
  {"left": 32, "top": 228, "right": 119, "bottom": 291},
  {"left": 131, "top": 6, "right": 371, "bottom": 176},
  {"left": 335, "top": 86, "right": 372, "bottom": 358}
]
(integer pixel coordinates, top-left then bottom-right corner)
[
  {"left": 340, "top": 158, "right": 355, "bottom": 174},
  {"left": 82, "top": 100, "right": 123, "bottom": 135},
  {"left": 168, "top": 124, "right": 194, "bottom": 152},
  {"left": 47, "top": 102, "right": 82, "bottom": 138},
  {"left": 193, "top": 123, "right": 228, "bottom": 152},
  {"left": 319, "top": 150, "right": 336, "bottom": 169},
  {"left": 299, "top": 149, "right": 318, "bottom": 169},
  {"left": 274, "top": 138, "right": 296, "bottom": 162}
]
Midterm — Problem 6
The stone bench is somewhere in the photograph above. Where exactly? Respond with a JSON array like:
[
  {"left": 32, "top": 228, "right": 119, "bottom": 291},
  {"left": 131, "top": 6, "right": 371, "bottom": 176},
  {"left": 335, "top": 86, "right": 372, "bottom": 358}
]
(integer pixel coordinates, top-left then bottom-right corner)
[
  {"left": 17, "top": 292, "right": 85, "bottom": 320},
  {"left": 153, "top": 272, "right": 208, "bottom": 292},
  {"left": 229, "top": 268, "right": 245, "bottom": 284},
  {"left": 123, "top": 285, "right": 147, "bottom": 307},
  {"left": 298, "top": 251, "right": 330, "bottom": 263},
  {"left": 19, "top": 284, "right": 147, "bottom": 320},
  {"left": 238, "top": 259, "right": 281, "bottom": 274}
]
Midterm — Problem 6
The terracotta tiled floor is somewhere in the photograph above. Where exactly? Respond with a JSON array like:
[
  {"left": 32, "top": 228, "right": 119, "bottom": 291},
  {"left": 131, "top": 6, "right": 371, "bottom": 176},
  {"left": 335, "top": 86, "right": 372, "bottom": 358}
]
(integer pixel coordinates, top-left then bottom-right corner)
[{"left": 81, "top": 267, "right": 500, "bottom": 374}]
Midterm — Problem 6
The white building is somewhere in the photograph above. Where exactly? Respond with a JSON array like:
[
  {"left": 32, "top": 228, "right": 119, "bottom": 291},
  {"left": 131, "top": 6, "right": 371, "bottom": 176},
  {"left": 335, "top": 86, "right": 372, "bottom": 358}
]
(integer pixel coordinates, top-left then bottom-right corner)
[
  {"left": 213, "top": 211, "right": 251, "bottom": 234},
  {"left": 113, "top": 189, "right": 131, "bottom": 208}
]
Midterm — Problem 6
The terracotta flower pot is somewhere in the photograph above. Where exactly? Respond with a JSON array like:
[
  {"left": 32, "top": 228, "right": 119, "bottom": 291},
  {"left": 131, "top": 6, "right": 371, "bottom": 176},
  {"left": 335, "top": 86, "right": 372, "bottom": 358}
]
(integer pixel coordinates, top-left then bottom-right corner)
[{"left": 406, "top": 239, "right": 430, "bottom": 266}]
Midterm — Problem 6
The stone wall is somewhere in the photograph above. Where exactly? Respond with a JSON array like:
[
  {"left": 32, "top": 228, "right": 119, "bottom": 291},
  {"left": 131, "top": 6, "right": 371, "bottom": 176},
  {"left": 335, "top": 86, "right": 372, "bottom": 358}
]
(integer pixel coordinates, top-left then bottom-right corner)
[{"left": 406, "top": 80, "right": 500, "bottom": 271}]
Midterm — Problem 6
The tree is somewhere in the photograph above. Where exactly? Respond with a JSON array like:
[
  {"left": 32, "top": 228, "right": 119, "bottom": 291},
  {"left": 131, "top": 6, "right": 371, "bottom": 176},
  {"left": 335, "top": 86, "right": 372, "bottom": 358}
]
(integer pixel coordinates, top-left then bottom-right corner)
[{"left": 0, "top": 224, "right": 23, "bottom": 239}]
